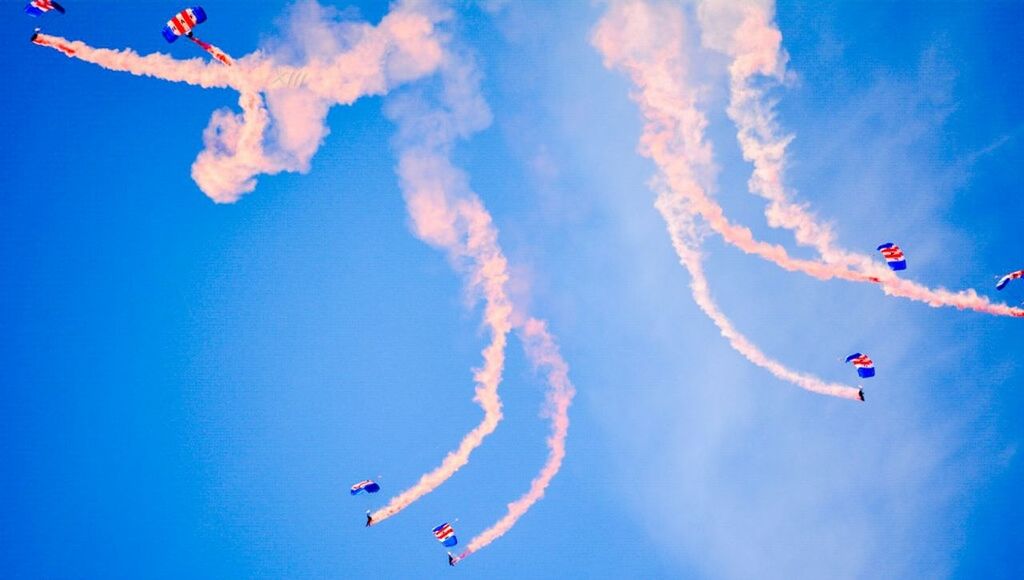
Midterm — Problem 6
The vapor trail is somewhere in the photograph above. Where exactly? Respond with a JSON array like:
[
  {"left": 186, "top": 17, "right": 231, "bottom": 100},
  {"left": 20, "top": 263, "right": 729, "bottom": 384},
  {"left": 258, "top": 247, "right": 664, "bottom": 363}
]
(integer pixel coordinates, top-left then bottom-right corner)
[
  {"left": 592, "top": 0, "right": 1022, "bottom": 319},
  {"left": 696, "top": 0, "right": 1024, "bottom": 320},
  {"left": 657, "top": 194, "right": 863, "bottom": 401},
  {"left": 372, "top": 38, "right": 575, "bottom": 551},
  {"left": 456, "top": 319, "right": 576, "bottom": 562},
  {"left": 593, "top": 0, "right": 863, "bottom": 400},
  {"left": 366, "top": 46, "right": 514, "bottom": 524},
  {"left": 31, "top": 0, "right": 449, "bottom": 203}
]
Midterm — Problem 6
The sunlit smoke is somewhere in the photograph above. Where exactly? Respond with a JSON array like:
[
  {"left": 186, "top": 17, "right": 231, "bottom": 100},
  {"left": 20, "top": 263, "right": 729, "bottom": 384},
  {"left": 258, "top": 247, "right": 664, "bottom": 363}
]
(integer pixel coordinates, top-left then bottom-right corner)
[
  {"left": 31, "top": 0, "right": 448, "bottom": 203},
  {"left": 458, "top": 319, "right": 577, "bottom": 561},
  {"left": 367, "top": 47, "right": 513, "bottom": 524},
  {"left": 592, "top": 0, "right": 1022, "bottom": 328},
  {"left": 593, "top": 0, "right": 863, "bottom": 400}
]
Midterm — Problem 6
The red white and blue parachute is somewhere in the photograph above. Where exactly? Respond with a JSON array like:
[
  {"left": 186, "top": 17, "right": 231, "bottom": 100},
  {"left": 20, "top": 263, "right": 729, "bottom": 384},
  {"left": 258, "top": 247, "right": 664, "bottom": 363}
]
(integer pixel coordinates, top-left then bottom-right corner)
[
  {"left": 996, "top": 269, "right": 1024, "bottom": 291},
  {"left": 877, "top": 243, "right": 907, "bottom": 271},
  {"left": 160, "top": 6, "right": 233, "bottom": 66},
  {"left": 162, "top": 7, "right": 207, "bottom": 43},
  {"left": 350, "top": 479, "right": 380, "bottom": 495},
  {"left": 25, "top": 1, "right": 65, "bottom": 17},
  {"left": 432, "top": 523, "right": 458, "bottom": 548},
  {"left": 845, "top": 353, "right": 876, "bottom": 379}
]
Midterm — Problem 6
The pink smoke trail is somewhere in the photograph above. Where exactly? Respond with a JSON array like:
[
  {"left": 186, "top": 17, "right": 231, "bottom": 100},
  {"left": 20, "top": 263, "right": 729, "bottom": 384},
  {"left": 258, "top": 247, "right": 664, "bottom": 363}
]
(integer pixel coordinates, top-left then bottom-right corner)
[
  {"left": 592, "top": 0, "right": 864, "bottom": 400},
  {"left": 697, "top": 0, "right": 1024, "bottom": 319},
  {"left": 368, "top": 182, "right": 514, "bottom": 525},
  {"left": 592, "top": 1, "right": 1023, "bottom": 319},
  {"left": 375, "top": 44, "right": 575, "bottom": 551},
  {"left": 30, "top": 0, "right": 449, "bottom": 203},
  {"left": 455, "top": 319, "right": 576, "bottom": 563},
  {"left": 367, "top": 48, "right": 514, "bottom": 523},
  {"left": 656, "top": 194, "right": 863, "bottom": 401}
]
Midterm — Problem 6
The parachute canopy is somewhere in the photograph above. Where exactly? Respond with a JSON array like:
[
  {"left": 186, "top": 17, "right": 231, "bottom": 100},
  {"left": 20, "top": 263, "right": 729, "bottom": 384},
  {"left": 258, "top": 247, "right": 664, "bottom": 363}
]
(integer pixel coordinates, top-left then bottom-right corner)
[
  {"left": 350, "top": 479, "right": 380, "bottom": 495},
  {"left": 432, "top": 523, "right": 458, "bottom": 548},
  {"left": 996, "top": 269, "right": 1024, "bottom": 291},
  {"left": 25, "top": 1, "right": 64, "bottom": 17},
  {"left": 162, "top": 7, "right": 207, "bottom": 43},
  {"left": 845, "top": 353, "right": 875, "bottom": 379},
  {"left": 877, "top": 243, "right": 907, "bottom": 271}
]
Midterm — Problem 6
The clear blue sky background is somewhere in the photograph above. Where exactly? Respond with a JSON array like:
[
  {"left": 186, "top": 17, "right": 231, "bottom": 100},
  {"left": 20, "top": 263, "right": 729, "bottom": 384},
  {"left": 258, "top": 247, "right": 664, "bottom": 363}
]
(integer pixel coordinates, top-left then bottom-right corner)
[{"left": 2, "top": 1, "right": 1022, "bottom": 578}]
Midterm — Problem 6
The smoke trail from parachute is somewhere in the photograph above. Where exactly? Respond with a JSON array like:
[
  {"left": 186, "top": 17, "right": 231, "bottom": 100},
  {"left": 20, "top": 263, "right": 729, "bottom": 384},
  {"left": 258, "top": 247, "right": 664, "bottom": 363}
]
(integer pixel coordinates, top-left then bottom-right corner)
[
  {"left": 656, "top": 193, "right": 863, "bottom": 401},
  {"left": 592, "top": 0, "right": 863, "bottom": 400},
  {"left": 30, "top": 0, "right": 449, "bottom": 203},
  {"left": 591, "top": 0, "right": 1023, "bottom": 319},
  {"left": 694, "top": 0, "right": 1024, "bottom": 319},
  {"left": 456, "top": 319, "right": 576, "bottom": 562},
  {"left": 372, "top": 40, "right": 575, "bottom": 552},
  {"left": 365, "top": 43, "right": 513, "bottom": 525}
]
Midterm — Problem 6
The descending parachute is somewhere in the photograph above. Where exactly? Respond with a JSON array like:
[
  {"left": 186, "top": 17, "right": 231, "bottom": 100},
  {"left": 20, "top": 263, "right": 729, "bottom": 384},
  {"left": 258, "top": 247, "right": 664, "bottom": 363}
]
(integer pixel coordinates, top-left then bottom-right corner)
[
  {"left": 350, "top": 479, "right": 380, "bottom": 495},
  {"left": 25, "top": 1, "right": 65, "bottom": 17},
  {"left": 161, "top": 7, "right": 207, "bottom": 43},
  {"left": 845, "top": 353, "right": 876, "bottom": 379},
  {"left": 161, "top": 6, "right": 234, "bottom": 66},
  {"left": 877, "top": 243, "right": 907, "bottom": 271},
  {"left": 432, "top": 522, "right": 458, "bottom": 548},
  {"left": 996, "top": 269, "right": 1024, "bottom": 291}
]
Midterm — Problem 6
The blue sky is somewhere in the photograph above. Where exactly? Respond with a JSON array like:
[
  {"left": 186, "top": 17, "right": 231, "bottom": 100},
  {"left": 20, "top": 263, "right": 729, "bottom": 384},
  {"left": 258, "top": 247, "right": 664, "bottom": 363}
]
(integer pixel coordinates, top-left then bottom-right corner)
[{"left": 2, "top": 1, "right": 1022, "bottom": 578}]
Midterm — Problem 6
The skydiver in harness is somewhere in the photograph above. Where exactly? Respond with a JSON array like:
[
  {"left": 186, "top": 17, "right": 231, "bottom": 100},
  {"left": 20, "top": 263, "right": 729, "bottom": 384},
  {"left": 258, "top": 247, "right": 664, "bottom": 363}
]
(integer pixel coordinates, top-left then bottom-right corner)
[{"left": 365, "top": 511, "right": 373, "bottom": 527}]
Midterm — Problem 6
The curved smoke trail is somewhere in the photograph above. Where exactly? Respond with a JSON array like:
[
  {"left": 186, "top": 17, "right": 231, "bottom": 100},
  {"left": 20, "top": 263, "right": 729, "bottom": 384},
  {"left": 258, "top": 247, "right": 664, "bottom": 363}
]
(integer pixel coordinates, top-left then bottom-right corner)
[
  {"left": 373, "top": 40, "right": 575, "bottom": 541},
  {"left": 593, "top": 0, "right": 1022, "bottom": 321},
  {"left": 694, "top": 0, "right": 1023, "bottom": 319},
  {"left": 593, "top": 0, "right": 863, "bottom": 400},
  {"left": 456, "top": 319, "right": 576, "bottom": 562}
]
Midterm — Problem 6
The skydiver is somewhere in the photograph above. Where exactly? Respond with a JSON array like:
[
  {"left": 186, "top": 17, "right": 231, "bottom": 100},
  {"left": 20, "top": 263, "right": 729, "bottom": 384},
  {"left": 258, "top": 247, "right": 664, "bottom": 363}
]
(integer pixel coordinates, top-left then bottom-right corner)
[
  {"left": 858, "top": 389, "right": 865, "bottom": 402},
  {"left": 365, "top": 511, "right": 373, "bottom": 527},
  {"left": 30, "top": 28, "right": 40, "bottom": 43},
  {"left": 448, "top": 552, "right": 457, "bottom": 566}
]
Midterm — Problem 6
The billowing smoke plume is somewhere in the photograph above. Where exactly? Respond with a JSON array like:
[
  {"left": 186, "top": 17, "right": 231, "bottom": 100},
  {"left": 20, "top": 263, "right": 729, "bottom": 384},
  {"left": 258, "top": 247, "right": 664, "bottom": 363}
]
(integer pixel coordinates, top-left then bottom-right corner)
[{"left": 33, "top": 0, "right": 449, "bottom": 203}]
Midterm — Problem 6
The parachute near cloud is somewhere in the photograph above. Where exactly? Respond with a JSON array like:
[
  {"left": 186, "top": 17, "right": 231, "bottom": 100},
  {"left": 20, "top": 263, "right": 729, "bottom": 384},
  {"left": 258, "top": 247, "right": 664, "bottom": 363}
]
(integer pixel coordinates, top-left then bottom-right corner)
[
  {"left": 161, "top": 6, "right": 234, "bottom": 66},
  {"left": 877, "top": 243, "right": 908, "bottom": 271}
]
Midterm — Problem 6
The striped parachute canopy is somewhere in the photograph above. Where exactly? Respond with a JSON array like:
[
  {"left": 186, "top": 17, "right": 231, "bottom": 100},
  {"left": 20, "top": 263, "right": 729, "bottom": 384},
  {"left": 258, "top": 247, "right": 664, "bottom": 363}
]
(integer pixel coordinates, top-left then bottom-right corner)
[
  {"left": 996, "top": 269, "right": 1024, "bottom": 291},
  {"left": 845, "top": 352, "right": 876, "bottom": 379},
  {"left": 162, "top": 7, "right": 207, "bottom": 43},
  {"left": 876, "top": 242, "right": 907, "bottom": 271},
  {"left": 432, "top": 523, "right": 458, "bottom": 548}
]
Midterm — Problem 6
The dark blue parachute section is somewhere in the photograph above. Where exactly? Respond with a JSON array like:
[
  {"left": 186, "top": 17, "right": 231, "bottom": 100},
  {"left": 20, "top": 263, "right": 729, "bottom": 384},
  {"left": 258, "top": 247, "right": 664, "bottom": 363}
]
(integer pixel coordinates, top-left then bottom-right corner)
[
  {"left": 350, "top": 480, "right": 381, "bottom": 495},
  {"left": 996, "top": 270, "right": 1024, "bottom": 291}
]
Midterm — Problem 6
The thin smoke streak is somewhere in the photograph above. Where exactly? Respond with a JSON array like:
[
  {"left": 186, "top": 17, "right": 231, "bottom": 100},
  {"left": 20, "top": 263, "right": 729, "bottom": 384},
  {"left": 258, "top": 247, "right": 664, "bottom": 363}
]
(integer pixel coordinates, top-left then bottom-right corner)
[{"left": 456, "top": 319, "right": 577, "bottom": 561}]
